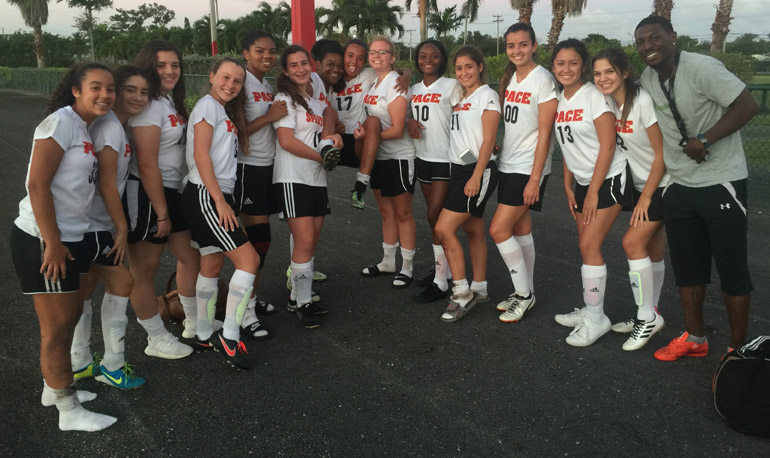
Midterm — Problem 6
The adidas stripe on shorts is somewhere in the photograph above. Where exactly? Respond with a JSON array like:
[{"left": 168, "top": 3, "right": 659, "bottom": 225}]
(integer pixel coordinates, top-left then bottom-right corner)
[
  {"left": 124, "top": 175, "right": 188, "bottom": 245},
  {"left": 443, "top": 162, "right": 499, "bottom": 218},
  {"left": 10, "top": 224, "right": 89, "bottom": 294},
  {"left": 81, "top": 231, "right": 120, "bottom": 266},
  {"left": 181, "top": 182, "right": 249, "bottom": 256},
  {"left": 573, "top": 168, "right": 633, "bottom": 213},
  {"left": 274, "top": 182, "right": 331, "bottom": 219},
  {"left": 233, "top": 163, "right": 279, "bottom": 216}
]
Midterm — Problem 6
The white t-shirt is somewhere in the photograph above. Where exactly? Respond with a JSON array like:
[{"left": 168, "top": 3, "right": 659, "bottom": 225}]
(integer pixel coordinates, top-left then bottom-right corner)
[
  {"left": 272, "top": 93, "right": 328, "bottom": 187},
  {"left": 311, "top": 72, "right": 331, "bottom": 107},
  {"left": 241, "top": 70, "right": 275, "bottom": 166},
  {"left": 409, "top": 76, "right": 461, "bottom": 163},
  {"left": 363, "top": 71, "right": 415, "bottom": 160},
  {"left": 554, "top": 83, "right": 626, "bottom": 186},
  {"left": 608, "top": 89, "right": 670, "bottom": 191},
  {"left": 449, "top": 84, "right": 501, "bottom": 165},
  {"left": 499, "top": 65, "right": 558, "bottom": 176},
  {"left": 15, "top": 106, "right": 98, "bottom": 242},
  {"left": 128, "top": 95, "right": 186, "bottom": 189},
  {"left": 185, "top": 95, "right": 239, "bottom": 194},
  {"left": 335, "top": 67, "right": 376, "bottom": 134},
  {"left": 87, "top": 111, "right": 132, "bottom": 232}
]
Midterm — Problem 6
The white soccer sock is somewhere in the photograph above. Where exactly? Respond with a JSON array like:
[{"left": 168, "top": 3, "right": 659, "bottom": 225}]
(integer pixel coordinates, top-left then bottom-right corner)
[
  {"left": 100, "top": 293, "right": 129, "bottom": 372},
  {"left": 356, "top": 172, "right": 371, "bottom": 186},
  {"left": 137, "top": 313, "right": 166, "bottom": 340},
  {"left": 291, "top": 259, "right": 314, "bottom": 306},
  {"left": 515, "top": 233, "right": 536, "bottom": 293},
  {"left": 52, "top": 384, "right": 117, "bottom": 432},
  {"left": 432, "top": 244, "right": 449, "bottom": 291},
  {"left": 496, "top": 237, "right": 530, "bottom": 297},
  {"left": 195, "top": 274, "right": 219, "bottom": 340},
  {"left": 652, "top": 260, "right": 665, "bottom": 313},
  {"left": 451, "top": 279, "right": 472, "bottom": 307},
  {"left": 581, "top": 264, "right": 607, "bottom": 320},
  {"left": 318, "top": 138, "right": 334, "bottom": 152},
  {"left": 377, "top": 242, "right": 398, "bottom": 272},
  {"left": 628, "top": 257, "right": 655, "bottom": 321},
  {"left": 400, "top": 247, "right": 415, "bottom": 278},
  {"left": 179, "top": 294, "right": 197, "bottom": 323},
  {"left": 223, "top": 269, "right": 255, "bottom": 341},
  {"left": 470, "top": 280, "right": 487, "bottom": 297},
  {"left": 70, "top": 299, "right": 93, "bottom": 371},
  {"left": 41, "top": 379, "right": 96, "bottom": 407}
]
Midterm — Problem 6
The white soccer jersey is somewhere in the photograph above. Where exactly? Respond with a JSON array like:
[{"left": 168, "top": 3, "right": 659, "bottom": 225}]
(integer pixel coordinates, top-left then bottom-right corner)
[
  {"left": 15, "top": 106, "right": 98, "bottom": 242},
  {"left": 311, "top": 72, "right": 331, "bottom": 107},
  {"left": 363, "top": 71, "right": 415, "bottom": 160},
  {"left": 335, "top": 67, "right": 376, "bottom": 133},
  {"left": 128, "top": 95, "right": 186, "bottom": 190},
  {"left": 499, "top": 65, "right": 558, "bottom": 176},
  {"left": 449, "top": 84, "right": 501, "bottom": 165},
  {"left": 554, "top": 83, "right": 626, "bottom": 186},
  {"left": 241, "top": 70, "right": 276, "bottom": 166},
  {"left": 409, "top": 76, "right": 460, "bottom": 163},
  {"left": 608, "top": 89, "right": 671, "bottom": 191},
  {"left": 87, "top": 111, "right": 132, "bottom": 232},
  {"left": 186, "top": 95, "right": 239, "bottom": 193},
  {"left": 272, "top": 93, "right": 328, "bottom": 187}
]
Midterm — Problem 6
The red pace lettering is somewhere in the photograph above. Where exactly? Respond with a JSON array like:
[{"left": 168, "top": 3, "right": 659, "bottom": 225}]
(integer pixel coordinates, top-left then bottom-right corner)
[
  {"left": 555, "top": 109, "right": 584, "bottom": 123},
  {"left": 83, "top": 141, "right": 95, "bottom": 156},
  {"left": 124, "top": 144, "right": 131, "bottom": 157},
  {"left": 363, "top": 94, "right": 379, "bottom": 105},
  {"left": 411, "top": 93, "right": 442, "bottom": 103},
  {"left": 616, "top": 119, "right": 633, "bottom": 134},
  {"left": 168, "top": 113, "right": 185, "bottom": 127},
  {"left": 337, "top": 83, "right": 363, "bottom": 96},
  {"left": 504, "top": 90, "right": 532, "bottom": 105},
  {"left": 453, "top": 103, "right": 471, "bottom": 112},
  {"left": 305, "top": 112, "right": 324, "bottom": 125},
  {"left": 226, "top": 120, "right": 237, "bottom": 134},
  {"left": 252, "top": 91, "right": 273, "bottom": 102}
]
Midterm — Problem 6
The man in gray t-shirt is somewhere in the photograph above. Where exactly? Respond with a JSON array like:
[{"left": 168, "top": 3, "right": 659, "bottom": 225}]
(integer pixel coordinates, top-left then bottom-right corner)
[{"left": 634, "top": 16, "right": 759, "bottom": 361}]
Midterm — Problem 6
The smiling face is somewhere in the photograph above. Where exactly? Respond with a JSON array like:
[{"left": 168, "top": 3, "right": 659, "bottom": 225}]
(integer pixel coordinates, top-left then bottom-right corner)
[
  {"left": 417, "top": 43, "right": 442, "bottom": 76},
  {"left": 72, "top": 69, "right": 115, "bottom": 122},
  {"left": 317, "top": 53, "right": 344, "bottom": 87},
  {"left": 635, "top": 23, "right": 677, "bottom": 71},
  {"left": 368, "top": 40, "right": 395, "bottom": 73},
  {"left": 505, "top": 30, "right": 537, "bottom": 69},
  {"left": 454, "top": 55, "right": 482, "bottom": 91},
  {"left": 116, "top": 75, "right": 150, "bottom": 118},
  {"left": 344, "top": 43, "right": 366, "bottom": 80},
  {"left": 242, "top": 37, "right": 277, "bottom": 78},
  {"left": 592, "top": 58, "right": 625, "bottom": 98},
  {"left": 552, "top": 47, "right": 585, "bottom": 91},
  {"left": 284, "top": 51, "right": 312, "bottom": 87},
  {"left": 155, "top": 50, "right": 181, "bottom": 95},
  {"left": 209, "top": 61, "right": 245, "bottom": 105}
]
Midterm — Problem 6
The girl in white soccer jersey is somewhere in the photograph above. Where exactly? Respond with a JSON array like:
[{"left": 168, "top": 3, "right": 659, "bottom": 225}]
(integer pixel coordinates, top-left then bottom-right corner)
[
  {"left": 233, "top": 31, "right": 287, "bottom": 340},
  {"left": 70, "top": 66, "right": 150, "bottom": 390},
  {"left": 181, "top": 58, "right": 256, "bottom": 370},
  {"left": 491, "top": 23, "right": 558, "bottom": 324},
  {"left": 434, "top": 46, "right": 501, "bottom": 322},
  {"left": 273, "top": 45, "right": 343, "bottom": 329},
  {"left": 407, "top": 39, "right": 460, "bottom": 303},
  {"left": 593, "top": 47, "right": 668, "bottom": 351},
  {"left": 10, "top": 63, "right": 117, "bottom": 431},
  {"left": 550, "top": 39, "right": 631, "bottom": 347},
  {"left": 357, "top": 37, "right": 418, "bottom": 289},
  {"left": 127, "top": 40, "right": 197, "bottom": 359}
]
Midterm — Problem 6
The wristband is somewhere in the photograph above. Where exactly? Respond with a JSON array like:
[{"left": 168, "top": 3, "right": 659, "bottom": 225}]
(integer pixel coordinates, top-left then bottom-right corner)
[{"left": 697, "top": 133, "right": 711, "bottom": 149}]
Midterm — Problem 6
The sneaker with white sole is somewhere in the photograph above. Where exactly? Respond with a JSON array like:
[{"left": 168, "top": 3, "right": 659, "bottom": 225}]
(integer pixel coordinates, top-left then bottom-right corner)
[
  {"left": 611, "top": 317, "right": 635, "bottom": 333},
  {"left": 565, "top": 314, "right": 611, "bottom": 347},
  {"left": 496, "top": 293, "right": 517, "bottom": 311},
  {"left": 144, "top": 332, "right": 193, "bottom": 359},
  {"left": 499, "top": 293, "right": 536, "bottom": 323},
  {"left": 555, "top": 307, "right": 587, "bottom": 327},
  {"left": 622, "top": 314, "right": 665, "bottom": 351}
]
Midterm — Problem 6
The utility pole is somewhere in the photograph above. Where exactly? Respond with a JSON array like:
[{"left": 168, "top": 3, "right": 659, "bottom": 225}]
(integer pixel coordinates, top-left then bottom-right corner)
[
  {"left": 209, "top": 0, "right": 218, "bottom": 56},
  {"left": 406, "top": 29, "right": 415, "bottom": 61},
  {"left": 493, "top": 14, "right": 503, "bottom": 55}
]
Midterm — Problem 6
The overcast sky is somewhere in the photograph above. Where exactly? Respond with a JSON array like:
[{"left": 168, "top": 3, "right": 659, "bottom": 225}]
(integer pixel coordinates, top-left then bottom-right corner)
[{"left": 1, "top": 0, "right": 768, "bottom": 46}]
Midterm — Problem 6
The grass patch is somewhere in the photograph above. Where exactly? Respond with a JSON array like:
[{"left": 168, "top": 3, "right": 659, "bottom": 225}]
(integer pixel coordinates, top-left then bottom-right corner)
[
  {"left": 745, "top": 138, "right": 770, "bottom": 168},
  {"left": 751, "top": 74, "right": 770, "bottom": 84}
]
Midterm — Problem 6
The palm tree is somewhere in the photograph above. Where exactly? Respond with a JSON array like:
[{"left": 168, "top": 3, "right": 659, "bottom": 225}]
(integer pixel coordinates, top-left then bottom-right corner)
[
  {"left": 710, "top": 0, "right": 733, "bottom": 54},
  {"left": 319, "top": 0, "right": 405, "bottom": 41},
  {"left": 58, "top": 0, "right": 113, "bottom": 61},
  {"left": 460, "top": 0, "right": 484, "bottom": 44},
  {"left": 546, "top": 0, "right": 587, "bottom": 51},
  {"left": 510, "top": 0, "right": 538, "bottom": 24},
  {"left": 255, "top": 1, "right": 291, "bottom": 41},
  {"left": 8, "top": 0, "right": 50, "bottom": 68},
  {"left": 652, "top": 0, "right": 674, "bottom": 20},
  {"left": 428, "top": 6, "right": 464, "bottom": 40},
  {"left": 405, "top": 0, "right": 437, "bottom": 42}
]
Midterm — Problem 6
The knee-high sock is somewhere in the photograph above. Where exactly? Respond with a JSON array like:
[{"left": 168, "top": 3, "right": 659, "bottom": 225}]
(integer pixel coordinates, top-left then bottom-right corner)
[
  {"left": 291, "top": 260, "right": 313, "bottom": 306},
  {"left": 628, "top": 257, "right": 655, "bottom": 321},
  {"left": 223, "top": 269, "right": 255, "bottom": 341},
  {"left": 100, "top": 293, "right": 129, "bottom": 371},
  {"left": 497, "top": 237, "right": 530, "bottom": 297},
  {"left": 377, "top": 242, "right": 398, "bottom": 272},
  {"left": 432, "top": 244, "right": 449, "bottom": 291},
  {"left": 400, "top": 247, "right": 415, "bottom": 277},
  {"left": 652, "top": 260, "right": 665, "bottom": 313},
  {"left": 179, "top": 295, "right": 196, "bottom": 323},
  {"left": 195, "top": 274, "right": 218, "bottom": 340},
  {"left": 515, "top": 233, "right": 535, "bottom": 293},
  {"left": 71, "top": 299, "right": 93, "bottom": 370},
  {"left": 582, "top": 264, "right": 607, "bottom": 320}
]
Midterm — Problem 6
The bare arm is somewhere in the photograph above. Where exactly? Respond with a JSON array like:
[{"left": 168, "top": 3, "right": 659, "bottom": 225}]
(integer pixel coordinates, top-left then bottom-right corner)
[
  {"left": 276, "top": 127, "right": 322, "bottom": 163},
  {"left": 381, "top": 97, "right": 408, "bottom": 140},
  {"left": 631, "top": 122, "right": 666, "bottom": 227},
  {"left": 583, "top": 111, "right": 617, "bottom": 224},
  {"left": 96, "top": 146, "right": 128, "bottom": 265},
  {"left": 193, "top": 120, "right": 238, "bottom": 231},
  {"left": 524, "top": 98, "right": 558, "bottom": 205},
  {"left": 245, "top": 100, "right": 288, "bottom": 137},
  {"left": 465, "top": 109, "right": 500, "bottom": 197},
  {"left": 563, "top": 161, "right": 577, "bottom": 220},
  {"left": 132, "top": 125, "right": 170, "bottom": 237}
]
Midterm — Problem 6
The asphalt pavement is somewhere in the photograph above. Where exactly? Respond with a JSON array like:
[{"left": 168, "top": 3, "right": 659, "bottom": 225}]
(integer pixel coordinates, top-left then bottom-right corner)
[{"left": 1, "top": 90, "right": 769, "bottom": 457}]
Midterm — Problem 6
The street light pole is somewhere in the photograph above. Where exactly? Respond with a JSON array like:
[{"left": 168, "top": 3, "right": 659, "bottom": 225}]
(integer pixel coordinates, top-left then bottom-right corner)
[{"left": 209, "top": 0, "right": 218, "bottom": 56}]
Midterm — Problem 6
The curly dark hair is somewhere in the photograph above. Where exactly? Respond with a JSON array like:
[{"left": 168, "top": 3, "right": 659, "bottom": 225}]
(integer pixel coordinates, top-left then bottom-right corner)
[
  {"left": 276, "top": 45, "right": 313, "bottom": 114},
  {"left": 414, "top": 39, "right": 448, "bottom": 77},
  {"left": 134, "top": 39, "right": 188, "bottom": 121},
  {"left": 46, "top": 62, "right": 113, "bottom": 116}
]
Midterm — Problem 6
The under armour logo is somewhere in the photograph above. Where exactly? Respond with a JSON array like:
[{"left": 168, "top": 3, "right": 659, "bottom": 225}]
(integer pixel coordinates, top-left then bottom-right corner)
[{"left": 720, "top": 203, "right": 731, "bottom": 210}]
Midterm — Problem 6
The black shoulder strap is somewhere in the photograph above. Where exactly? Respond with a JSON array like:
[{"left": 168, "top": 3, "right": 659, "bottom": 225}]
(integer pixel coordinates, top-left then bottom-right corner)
[{"left": 658, "top": 51, "right": 689, "bottom": 147}]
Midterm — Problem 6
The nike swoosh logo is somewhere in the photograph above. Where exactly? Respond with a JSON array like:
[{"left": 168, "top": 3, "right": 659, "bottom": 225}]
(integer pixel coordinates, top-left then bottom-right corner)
[
  {"left": 103, "top": 372, "right": 123, "bottom": 385},
  {"left": 219, "top": 335, "right": 236, "bottom": 357}
]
